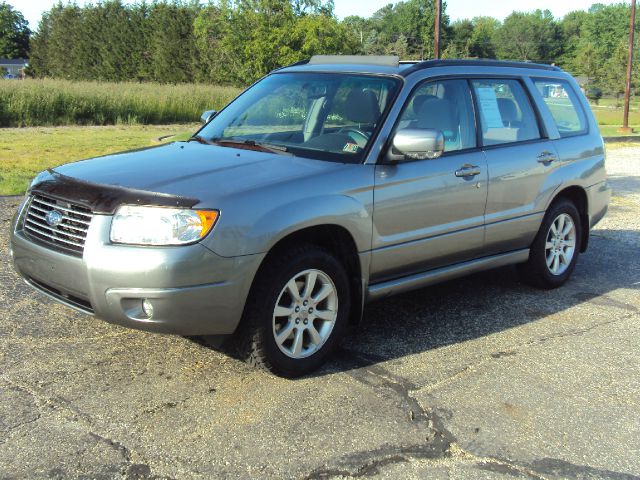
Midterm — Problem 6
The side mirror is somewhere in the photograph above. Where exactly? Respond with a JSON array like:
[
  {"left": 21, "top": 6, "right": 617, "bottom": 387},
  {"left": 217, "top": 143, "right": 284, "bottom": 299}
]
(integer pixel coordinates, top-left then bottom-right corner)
[
  {"left": 388, "top": 128, "right": 444, "bottom": 162},
  {"left": 200, "top": 110, "right": 218, "bottom": 124}
]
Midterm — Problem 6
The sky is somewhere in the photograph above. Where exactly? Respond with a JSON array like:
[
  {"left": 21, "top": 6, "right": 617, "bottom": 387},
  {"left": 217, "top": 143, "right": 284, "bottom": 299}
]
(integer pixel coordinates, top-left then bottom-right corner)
[{"left": 7, "top": 0, "right": 625, "bottom": 30}]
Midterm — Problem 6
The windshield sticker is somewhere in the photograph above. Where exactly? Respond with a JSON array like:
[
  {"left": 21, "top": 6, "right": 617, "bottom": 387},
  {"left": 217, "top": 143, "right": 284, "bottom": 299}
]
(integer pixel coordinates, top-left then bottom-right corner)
[
  {"left": 343, "top": 143, "right": 359, "bottom": 153},
  {"left": 475, "top": 87, "right": 504, "bottom": 129}
]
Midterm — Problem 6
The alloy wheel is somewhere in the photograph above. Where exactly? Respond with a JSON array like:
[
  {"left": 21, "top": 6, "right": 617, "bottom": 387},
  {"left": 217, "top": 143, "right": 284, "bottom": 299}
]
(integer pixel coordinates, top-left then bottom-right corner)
[
  {"left": 545, "top": 213, "right": 576, "bottom": 276},
  {"left": 272, "top": 269, "right": 338, "bottom": 359}
]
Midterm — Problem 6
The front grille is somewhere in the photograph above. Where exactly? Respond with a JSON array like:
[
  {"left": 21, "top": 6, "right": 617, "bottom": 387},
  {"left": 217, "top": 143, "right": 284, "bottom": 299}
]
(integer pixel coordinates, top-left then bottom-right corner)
[{"left": 22, "top": 194, "right": 93, "bottom": 256}]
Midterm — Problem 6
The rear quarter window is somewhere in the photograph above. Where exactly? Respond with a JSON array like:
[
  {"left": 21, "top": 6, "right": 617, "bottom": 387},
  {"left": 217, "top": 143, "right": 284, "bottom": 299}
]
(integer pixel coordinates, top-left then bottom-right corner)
[{"left": 533, "top": 78, "right": 588, "bottom": 137}]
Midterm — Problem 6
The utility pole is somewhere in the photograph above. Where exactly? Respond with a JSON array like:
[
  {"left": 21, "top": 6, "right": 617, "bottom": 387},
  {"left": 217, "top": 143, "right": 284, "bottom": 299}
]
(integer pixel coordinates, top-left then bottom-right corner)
[
  {"left": 620, "top": 0, "right": 636, "bottom": 133},
  {"left": 434, "top": 0, "right": 441, "bottom": 59}
]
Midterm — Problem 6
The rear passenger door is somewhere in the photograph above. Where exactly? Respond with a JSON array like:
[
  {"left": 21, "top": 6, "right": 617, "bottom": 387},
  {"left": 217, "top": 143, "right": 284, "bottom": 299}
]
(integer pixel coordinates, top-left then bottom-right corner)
[{"left": 472, "top": 78, "right": 558, "bottom": 256}]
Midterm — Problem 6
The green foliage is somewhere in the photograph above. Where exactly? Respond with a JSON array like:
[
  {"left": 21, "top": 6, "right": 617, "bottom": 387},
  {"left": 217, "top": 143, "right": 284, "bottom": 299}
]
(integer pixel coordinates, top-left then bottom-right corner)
[
  {"left": 468, "top": 17, "right": 500, "bottom": 59},
  {"left": 13, "top": 0, "right": 640, "bottom": 97},
  {"left": 0, "top": 2, "right": 30, "bottom": 59},
  {"left": 28, "top": 0, "right": 347, "bottom": 86},
  {"left": 565, "top": 3, "right": 640, "bottom": 95},
  {"left": 0, "top": 78, "right": 240, "bottom": 127},
  {"left": 495, "top": 10, "right": 562, "bottom": 63},
  {"left": 558, "top": 10, "right": 588, "bottom": 70}
]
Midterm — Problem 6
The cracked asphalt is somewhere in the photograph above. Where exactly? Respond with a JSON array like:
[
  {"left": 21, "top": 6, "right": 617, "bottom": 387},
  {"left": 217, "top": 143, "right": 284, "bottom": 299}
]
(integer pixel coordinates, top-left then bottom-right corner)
[{"left": 1, "top": 147, "right": 639, "bottom": 480}]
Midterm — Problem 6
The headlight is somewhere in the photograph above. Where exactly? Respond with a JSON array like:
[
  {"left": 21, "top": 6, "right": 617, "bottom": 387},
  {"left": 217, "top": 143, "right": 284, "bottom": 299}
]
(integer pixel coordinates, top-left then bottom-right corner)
[{"left": 110, "top": 205, "right": 219, "bottom": 246}]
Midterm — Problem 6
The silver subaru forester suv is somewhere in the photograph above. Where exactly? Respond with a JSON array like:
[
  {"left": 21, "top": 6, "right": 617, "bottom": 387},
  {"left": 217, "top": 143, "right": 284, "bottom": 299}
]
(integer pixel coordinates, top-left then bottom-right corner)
[{"left": 10, "top": 57, "right": 610, "bottom": 377}]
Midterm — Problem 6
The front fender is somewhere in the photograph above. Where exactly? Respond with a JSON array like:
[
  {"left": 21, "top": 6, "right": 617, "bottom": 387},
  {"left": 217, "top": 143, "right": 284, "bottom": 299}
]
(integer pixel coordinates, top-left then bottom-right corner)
[
  {"left": 253, "top": 194, "right": 373, "bottom": 254},
  {"left": 200, "top": 164, "right": 375, "bottom": 257}
]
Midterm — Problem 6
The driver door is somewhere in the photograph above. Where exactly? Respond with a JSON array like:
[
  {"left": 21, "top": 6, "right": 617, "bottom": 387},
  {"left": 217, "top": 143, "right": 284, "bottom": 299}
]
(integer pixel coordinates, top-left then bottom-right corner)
[{"left": 370, "top": 79, "right": 488, "bottom": 283}]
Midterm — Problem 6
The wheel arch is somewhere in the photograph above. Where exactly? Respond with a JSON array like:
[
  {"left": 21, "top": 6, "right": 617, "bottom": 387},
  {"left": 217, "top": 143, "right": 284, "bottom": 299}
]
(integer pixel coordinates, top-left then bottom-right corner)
[
  {"left": 249, "top": 224, "right": 364, "bottom": 325},
  {"left": 549, "top": 185, "right": 589, "bottom": 252}
]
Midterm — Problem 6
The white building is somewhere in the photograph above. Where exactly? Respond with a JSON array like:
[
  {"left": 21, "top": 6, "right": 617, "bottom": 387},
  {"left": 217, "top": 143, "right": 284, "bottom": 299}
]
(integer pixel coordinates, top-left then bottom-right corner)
[{"left": 0, "top": 58, "right": 29, "bottom": 78}]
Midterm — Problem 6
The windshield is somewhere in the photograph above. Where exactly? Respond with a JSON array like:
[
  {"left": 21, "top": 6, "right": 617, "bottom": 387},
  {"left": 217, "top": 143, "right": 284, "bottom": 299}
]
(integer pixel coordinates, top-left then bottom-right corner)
[{"left": 197, "top": 72, "right": 401, "bottom": 163}]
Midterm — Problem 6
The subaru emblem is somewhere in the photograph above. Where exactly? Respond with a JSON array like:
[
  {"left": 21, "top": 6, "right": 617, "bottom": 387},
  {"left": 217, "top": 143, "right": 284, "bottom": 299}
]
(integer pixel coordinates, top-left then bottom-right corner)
[{"left": 45, "top": 210, "right": 63, "bottom": 227}]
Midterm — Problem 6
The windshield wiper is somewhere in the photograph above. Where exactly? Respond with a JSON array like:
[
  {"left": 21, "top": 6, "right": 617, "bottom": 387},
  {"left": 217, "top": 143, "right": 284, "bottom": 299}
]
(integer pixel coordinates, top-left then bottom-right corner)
[
  {"left": 211, "top": 138, "right": 291, "bottom": 155},
  {"left": 187, "top": 135, "right": 215, "bottom": 145}
]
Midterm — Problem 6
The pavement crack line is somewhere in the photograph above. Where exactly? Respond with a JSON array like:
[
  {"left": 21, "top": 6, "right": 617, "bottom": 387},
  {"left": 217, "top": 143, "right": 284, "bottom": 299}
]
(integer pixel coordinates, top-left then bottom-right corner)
[
  {"left": 88, "top": 431, "right": 133, "bottom": 463},
  {"left": 0, "top": 410, "right": 41, "bottom": 445},
  {"left": 418, "top": 311, "right": 639, "bottom": 394},
  {"left": 332, "top": 350, "right": 637, "bottom": 480},
  {"left": 319, "top": 350, "right": 454, "bottom": 478},
  {"left": 0, "top": 376, "right": 156, "bottom": 478},
  {"left": 1, "top": 375, "right": 94, "bottom": 425}
]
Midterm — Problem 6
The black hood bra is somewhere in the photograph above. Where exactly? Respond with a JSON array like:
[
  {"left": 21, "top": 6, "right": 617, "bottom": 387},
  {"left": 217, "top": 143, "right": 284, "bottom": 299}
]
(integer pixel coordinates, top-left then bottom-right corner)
[{"left": 30, "top": 170, "right": 199, "bottom": 215}]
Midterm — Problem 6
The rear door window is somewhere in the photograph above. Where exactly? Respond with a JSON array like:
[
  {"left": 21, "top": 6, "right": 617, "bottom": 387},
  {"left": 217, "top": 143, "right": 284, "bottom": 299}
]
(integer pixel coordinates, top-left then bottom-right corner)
[
  {"left": 533, "top": 79, "right": 588, "bottom": 137},
  {"left": 471, "top": 79, "right": 541, "bottom": 146}
]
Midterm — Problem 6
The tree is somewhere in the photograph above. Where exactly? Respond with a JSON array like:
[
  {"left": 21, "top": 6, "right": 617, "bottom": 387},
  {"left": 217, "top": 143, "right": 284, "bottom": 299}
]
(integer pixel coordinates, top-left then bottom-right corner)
[
  {"left": 573, "top": 42, "right": 600, "bottom": 84},
  {"left": 449, "top": 19, "right": 474, "bottom": 58},
  {"left": 558, "top": 10, "right": 587, "bottom": 70},
  {"left": 387, "top": 33, "right": 409, "bottom": 58},
  {"left": 148, "top": 1, "right": 197, "bottom": 83},
  {"left": 342, "top": 15, "right": 372, "bottom": 53},
  {"left": 602, "top": 40, "right": 638, "bottom": 99},
  {"left": 81, "top": 0, "right": 141, "bottom": 81},
  {"left": 497, "top": 10, "right": 562, "bottom": 63},
  {"left": 46, "top": 4, "right": 86, "bottom": 79},
  {"left": 26, "top": 0, "right": 640, "bottom": 94},
  {"left": 28, "top": 12, "right": 51, "bottom": 76},
  {"left": 570, "top": 3, "right": 639, "bottom": 93},
  {"left": 469, "top": 17, "right": 499, "bottom": 58},
  {"left": 0, "top": 2, "right": 30, "bottom": 59},
  {"left": 496, "top": 10, "right": 562, "bottom": 63}
]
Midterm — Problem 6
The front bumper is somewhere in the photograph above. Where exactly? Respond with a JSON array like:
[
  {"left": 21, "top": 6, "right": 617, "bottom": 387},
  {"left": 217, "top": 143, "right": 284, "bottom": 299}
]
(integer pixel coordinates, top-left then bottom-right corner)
[{"left": 10, "top": 212, "right": 264, "bottom": 335}]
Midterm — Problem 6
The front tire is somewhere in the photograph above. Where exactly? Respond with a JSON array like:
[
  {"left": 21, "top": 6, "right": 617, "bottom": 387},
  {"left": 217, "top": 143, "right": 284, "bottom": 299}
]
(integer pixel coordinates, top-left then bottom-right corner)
[
  {"left": 518, "top": 198, "right": 582, "bottom": 289},
  {"left": 236, "top": 244, "right": 350, "bottom": 377}
]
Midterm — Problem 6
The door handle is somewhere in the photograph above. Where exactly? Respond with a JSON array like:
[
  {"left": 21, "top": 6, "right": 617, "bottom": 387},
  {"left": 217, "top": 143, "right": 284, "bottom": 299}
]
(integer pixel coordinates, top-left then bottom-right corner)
[
  {"left": 537, "top": 151, "right": 557, "bottom": 164},
  {"left": 455, "top": 165, "right": 481, "bottom": 177}
]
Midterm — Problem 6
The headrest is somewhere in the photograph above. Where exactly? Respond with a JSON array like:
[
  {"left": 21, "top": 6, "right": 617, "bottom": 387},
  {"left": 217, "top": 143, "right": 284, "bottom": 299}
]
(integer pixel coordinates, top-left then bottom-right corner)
[
  {"left": 345, "top": 89, "right": 381, "bottom": 124},
  {"left": 416, "top": 97, "right": 454, "bottom": 132},
  {"left": 497, "top": 98, "right": 519, "bottom": 124},
  {"left": 412, "top": 94, "right": 437, "bottom": 116}
]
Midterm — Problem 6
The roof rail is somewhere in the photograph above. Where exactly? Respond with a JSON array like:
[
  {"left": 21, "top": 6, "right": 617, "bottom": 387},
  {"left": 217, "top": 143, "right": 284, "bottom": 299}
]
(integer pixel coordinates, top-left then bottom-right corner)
[
  {"left": 309, "top": 55, "right": 400, "bottom": 67},
  {"left": 401, "top": 59, "right": 561, "bottom": 76}
]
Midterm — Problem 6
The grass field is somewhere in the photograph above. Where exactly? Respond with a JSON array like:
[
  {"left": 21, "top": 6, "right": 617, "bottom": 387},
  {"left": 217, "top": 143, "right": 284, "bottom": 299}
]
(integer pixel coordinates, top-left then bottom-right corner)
[
  {"left": 0, "top": 124, "right": 196, "bottom": 195},
  {"left": 591, "top": 101, "right": 640, "bottom": 134},
  {"left": 0, "top": 79, "right": 240, "bottom": 127}
]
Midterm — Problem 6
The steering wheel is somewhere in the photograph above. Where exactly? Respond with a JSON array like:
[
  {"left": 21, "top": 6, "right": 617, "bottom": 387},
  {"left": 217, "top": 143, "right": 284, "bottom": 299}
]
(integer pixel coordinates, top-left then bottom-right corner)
[{"left": 337, "top": 127, "right": 370, "bottom": 147}]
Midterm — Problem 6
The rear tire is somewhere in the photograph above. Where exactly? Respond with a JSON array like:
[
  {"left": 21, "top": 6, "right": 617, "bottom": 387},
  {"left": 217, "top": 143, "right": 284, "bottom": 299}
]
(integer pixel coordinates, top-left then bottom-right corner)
[
  {"left": 518, "top": 198, "right": 582, "bottom": 289},
  {"left": 236, "top": 244, "right": 350, "bottom": 378}
]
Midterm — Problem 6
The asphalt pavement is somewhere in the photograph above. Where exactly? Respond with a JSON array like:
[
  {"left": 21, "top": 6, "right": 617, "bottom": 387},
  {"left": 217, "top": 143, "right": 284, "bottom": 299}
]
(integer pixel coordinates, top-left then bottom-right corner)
[{"left": 1, "top": 148, "right": 639, "bottom": 479}]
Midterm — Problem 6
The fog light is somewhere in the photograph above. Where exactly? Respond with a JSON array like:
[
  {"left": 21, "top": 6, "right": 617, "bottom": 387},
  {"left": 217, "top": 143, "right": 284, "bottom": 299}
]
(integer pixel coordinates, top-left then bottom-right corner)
[{"left": 142, "top": 299, "right": 154, "bottom": 318}]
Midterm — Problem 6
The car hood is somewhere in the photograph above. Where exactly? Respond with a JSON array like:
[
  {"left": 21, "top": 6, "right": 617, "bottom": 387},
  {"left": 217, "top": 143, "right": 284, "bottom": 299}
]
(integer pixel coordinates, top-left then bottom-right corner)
[{"left": 48, "top": 141, "right": 345, "bottom": 207}]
